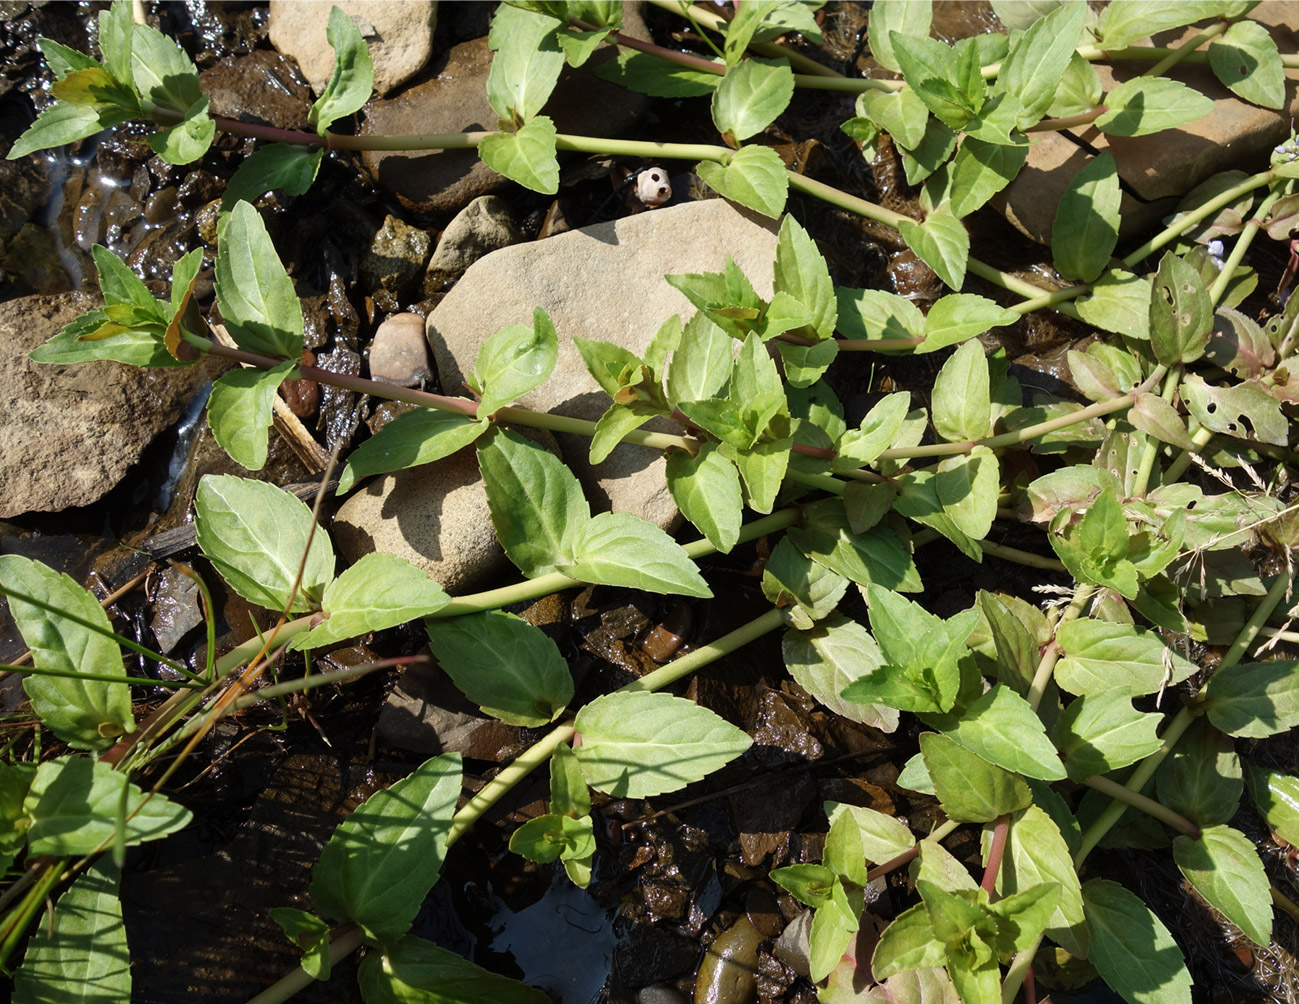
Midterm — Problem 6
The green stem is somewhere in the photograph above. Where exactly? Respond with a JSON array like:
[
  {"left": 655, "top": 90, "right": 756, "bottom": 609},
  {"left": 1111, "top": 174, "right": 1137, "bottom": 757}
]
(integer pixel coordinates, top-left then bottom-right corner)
[
  {"left": 1024, "top": 108, "right": 1103, "bottom": 133},
  {"left": 1027, "top": 584, "right": 1093, "bottom": 713},
  {"left": 0, "top": 861, "right": 65, "bottom": 970},
  {"left": 1142, "top": 20, "right": 1231, "bottom": 78},
  {"left": 1210, "top": 184, "right": 1287, "bottom": 306},
  {"left": 245, "top": 926, "right": 363, "bottom": 1004},
  {"left": 1082, "top": 774, "right": 1199, "bottom": 836},
  {"left": 1131, "top": 364, "right": 1182, "bottom": 498},
  {"left": 1163, "top": 422, "right": 1214, "bottom": 483},
  {"left": 1121, "top": 169, "right": 1275, "bottom": 268},
  {"left": 1074, "top": 569, "right": 1295, "bottom": 866}
]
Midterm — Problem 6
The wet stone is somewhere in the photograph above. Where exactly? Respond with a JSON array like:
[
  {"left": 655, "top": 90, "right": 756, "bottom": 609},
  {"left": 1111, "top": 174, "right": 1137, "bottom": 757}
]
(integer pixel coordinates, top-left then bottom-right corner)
[
  {"left": 360, "top": 214, "right": 432, "bottom": 314},
  {"left": 615, "top": 927, "right": 700, "bottom": 989},
  {"left": 729, "top": 771, "right": 815, "bottom": 868},
  {"left": 149, "top": 564, "right": 204, "bottom": 655},
  {"left": 376, "top": 661, "right": 526, "bottom": 762},
  {"left": 200, "top": 49, "right": 313, "bottom": 130}
]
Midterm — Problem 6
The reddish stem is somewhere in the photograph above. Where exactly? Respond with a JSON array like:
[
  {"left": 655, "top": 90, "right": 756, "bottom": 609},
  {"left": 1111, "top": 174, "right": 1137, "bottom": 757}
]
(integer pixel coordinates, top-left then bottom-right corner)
[{"left": 980, "top": 812, "right": 1010, "bottom": 895}]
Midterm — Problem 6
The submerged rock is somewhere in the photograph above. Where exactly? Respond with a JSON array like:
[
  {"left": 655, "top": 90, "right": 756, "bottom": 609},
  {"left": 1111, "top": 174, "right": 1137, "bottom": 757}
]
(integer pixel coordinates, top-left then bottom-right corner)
[
  {"left": 425, "top": 199, "right": 780, "bottom": 530},
  {"left": 0, "top": 292, "right": 211, "bottom": 519},
  {"left": 360, "top": 214, "right": 432, "bottom": 314}
]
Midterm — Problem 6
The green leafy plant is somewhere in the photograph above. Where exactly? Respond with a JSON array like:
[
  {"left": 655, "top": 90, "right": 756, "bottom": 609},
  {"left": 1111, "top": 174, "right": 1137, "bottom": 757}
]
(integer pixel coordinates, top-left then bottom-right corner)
[{"left": 4, "top": 2, "right": 1299, "bottom": 1003}]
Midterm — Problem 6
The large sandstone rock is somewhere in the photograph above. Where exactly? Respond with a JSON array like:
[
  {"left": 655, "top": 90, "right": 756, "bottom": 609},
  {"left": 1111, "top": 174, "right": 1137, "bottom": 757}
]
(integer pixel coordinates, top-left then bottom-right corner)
[
  {"left": 0, "top": 293, "right": 210, "bottom": 518},
  {"left": 999, "top": 8, "right": 1299, "bottom": 243},
  {"left": 359, "top": 8, "right": 652, "bottom": 215},
  {"left": 268, "top": 0, "right": 437, "bottom": 97},
  {"left": 425, "top": 199, "right": 781, "bottom": 529}
]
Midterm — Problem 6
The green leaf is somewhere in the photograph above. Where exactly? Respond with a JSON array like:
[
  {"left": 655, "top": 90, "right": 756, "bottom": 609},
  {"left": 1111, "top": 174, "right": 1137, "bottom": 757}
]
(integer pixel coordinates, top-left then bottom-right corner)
[
  {"left": 936, "top": 684, "right": 1065, "bottom": 781},
  {"left": 1174, "top": 825, "right": 1271, "bottom": 945},
  {"left": 220, "top": 143, "right": 323, "bottom": 217},
  {"left": 98, "top": 2, "right": 134, "bottom": 85},
  {"left": 991, "top": 804, "right": 1088, "bottom": 957},
  {"left": 1202, "top": 659, "right": 1299, "bottom": 738},
  {"left": 478, "top": 427, "right": 588, "bottom": 577},
  {"left": 337, "top": 410, "right": 487, "bottom": 494},
  {"left": 920, "top": 294, "right": 1018, "bottom": 354},
  {"left": 1076, "top": 268, "right": 1152, "bottom": 339},
  {"left": 1052, "top": 691, "right": 1164, "bottom": 782},
  {"left": 1246, "top": 766, "right": 1299, "bottom": 845},
  {"left": 91, "top": 245, "right": 159, "bottom": 313},
  {"left": 359, "top": 934, "right": 550, "bottom": 1004},
  {"left": 311, "top": 754, "right": 461, "bottom": 944},
  {"left": 424, "top": 612, "right": 572, "bottom": 726},
  {"left": 27, "top": 307, "right": 179, "bottom": 368},
  {"left": 988, "top": 883, "right": 1062, "bottom": 955},
  {"left": 269, "top": 908, "right": 332, "bottom": 981},
  {"left": 1154, "top": 718, "right": 1242, "bottom": 827},
  {"left": 559, "top": 512, "right": 711, "bottom": 597},
  {"left": 508, "top": 812, "right": 593, "bottom": 864},
  {"left": 787, "top": 499, "right": 922, "bottom": 593},
  {"left": 1055, "top": 619, "right": 1197, "bottom": 697},
  {"left": 932, "top": 338, "right": 990, "bottom": 442},
  {"left": 207, "top": 360, "right": 295, "bottom": 471},
  {"left": 898, "top": 204, "right": 968, "bottom": 291},
  {"left": 728, "top": 437, "right": 792, "bottom": 514},
  {"left": 872, "top": 902, "right": 947, "bottom": 979},
  {"left": 1048, "top": 486, "right": 1141, "bottom": 600},
  {"left": 833, "top": 391, "right": 912, "bottom": 471},
  {"left": 309, "top": 5, "right": 374, "bottom": 134},
  {"left": 8, "top": 102, "right": 116, "bottom": 160},
  {"left": 147, "top": 95, "right": 214, "bottom": 165},
  {"left": 857, "top": 87, "right": 929, "bottom": 150},
  {"left": 291, "top": 553, "right": 450, "bottom": 651},
  {"left": 478, "top": 117, "right": 560, "bottom": 195},
  {"left": 1181, "top": 373, "right": 1288, "bottom": 446},
  {"left": 696, "top": 145, "right": 788, "bottom": 218},
  {"left": 550, "top": 741, "right": 590, "bottom": 818},
  {"left": 784, "top": 614, "right": 899, "bottom": 732},
  {"left": 892, "top": 33, "right": 978, "bottom": 130},
  {"left": 711, "top": 58, "right": 794, "bottom": 143},
  {"left": 770, "top": 863, "right": 838, "bottom": 909},
  {"left": 774, "top": 216, "right": 836, "bottom": 339},
  {"left": 920, "top": 732, "right": 1032, "bottom": 823},
  {"left": 894, "top": 467, "right": 981, "bottom": 561},
  {"left": 589, "top": 400, "right": 661, "bottom": 465},
  {"left": 24, "top": 756, "right": 191, "bottom": 855},
  {"left": 836, "top": 287, "right": 923, "bottom": 342},
  {"left": 1128, "top": 392, "right": 1195, "bottom": 451},
  {"left": 1052, "top": 152, "right": 1120, "bottom": 283},
  {"left": 573, "top": 691, "right": 752, "bottom": 798},
  {"left": 934, "top": 447, "right": 998, "bottom": 540},
  {"left": 976, "top": 591, "right": 1038, "bottom": 694},
  {"left": 12, "top": 858, "right": 129, "bottom": 1004},
  {"left": 776, "top": 339, "right": 838, "bottom": 387},
  {"left": 1096, "top": 77, "right": 1216, "bottom": 137},
  {"left": 998, "top": 2, "right": 1088, "bottom": 125},
  {"left": 215, "top": 201, "right": 304, "bottom": 360},
  {"left": 194, "top": 474, "right": 335, "bottom": 614},
  {"left": 470, "top": 308, "right": 559, "bottom": 417},
  {"left": 868, "top": 0, "right": 932, "bottom": 73},
  {"left": 948, "top": 136, "right": 1029, "bottom": 219},
  {"left": 824, "top": 808, "right": 870, "bottom": 887},
  {"left": 666, "top": 311, "right": 733, "bottom": 406},
  {"left": 1209, "top": 20, "right": 1284, "bottom": 109},
  {"left": 826, "top": 801, "right": 915, "bottom": 865},
  {"left": 486, "top": 4, "right": 564, "bottom": 124},
  {"left": 761, "top": 536, "right": 850, "bottom": 629},
  {"left": 0, "top": 556, "right": 135, "bottom": 750},
  {"left": 574, "top": 338, "right": 643, "bottom": 398},
  {"left": 1082, "top": 878, "right": 1193, "bottom": 1004},
  {"left": 556, "top": 27, "right": 611, "bottom": 68},
  {"left": 666, "top": 443, "right": 742, "bottom": 553},
  {"left": 1150, "top": 251, "right": 1213, "bottom": 365},
  {"left": 1098, "top": 0, "right": 1239, "bottom": 50},
  {"left": 809, "top": 894, "right": 863, "bottom": 984},
  {"left": 593, "top": 49, "right": 720, "bottom": 97},
  {"left": 130, "top": 22, "right": 202, "bottom": 114}
]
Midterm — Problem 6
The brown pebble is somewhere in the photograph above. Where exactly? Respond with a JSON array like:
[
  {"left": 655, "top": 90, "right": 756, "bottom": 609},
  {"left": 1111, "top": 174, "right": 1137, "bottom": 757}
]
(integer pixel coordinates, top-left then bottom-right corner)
[
  {"left": 369, "top": 312, "right": 432, "bottom": 387},
  {"left": 694, "top": 916, "right": 763, "bottom": 1004}
]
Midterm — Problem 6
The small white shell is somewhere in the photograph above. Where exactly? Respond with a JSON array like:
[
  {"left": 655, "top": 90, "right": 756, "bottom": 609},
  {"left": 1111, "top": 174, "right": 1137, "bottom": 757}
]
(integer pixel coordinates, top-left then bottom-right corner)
[{"left": 634, "top": 167, "right": 672, "bottom": 207}]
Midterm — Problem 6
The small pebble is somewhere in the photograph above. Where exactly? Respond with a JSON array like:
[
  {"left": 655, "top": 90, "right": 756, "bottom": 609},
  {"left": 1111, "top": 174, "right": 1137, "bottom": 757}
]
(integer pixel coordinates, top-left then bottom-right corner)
[
  {"left": 639, "top": 986, "right": 688, "bottom": 1004},
  {"left": 695, "top": 916, "right": 763, "bottom": 1004},
  {"left": 369, "top": 313, "right": 433, "bottom": 387},
  {"left": 772, "top": 911, "right": 812, "bottom": 980}
]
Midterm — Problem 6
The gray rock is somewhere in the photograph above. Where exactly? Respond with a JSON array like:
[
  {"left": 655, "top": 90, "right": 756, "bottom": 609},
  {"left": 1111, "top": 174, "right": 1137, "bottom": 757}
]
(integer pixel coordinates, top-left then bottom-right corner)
[
  {"left": 331, "top": 425, "right": 562, "bottom": 592},
  {"left": 369, "top": 313, "right": 432, "bottom": 386},
  {"left": 267, "top": 0, "right": 438, "bottom": 98},
  {"left": 0, "top": 293, "right": 211, "bottom": 518},
  {"left": 359, "top": 7, "right": 651, "bottom": 215},
  {"left": 424, "top": 195, "right": 524, "bottom": 295},
  {"left": 360, "top": 214, "right": 432, "bottom": 313},
  {"left": 376, "top": 661, "right": 525, "bottom": 761},
  {"left": 425, "top": 199, "right": 780, "bottom": 529},
  {"left": 773, "top": 911, "right": 812, "bottom": 979},
  {"left": 998, "top": 10, "right": 1299, "bottom": 244}
]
